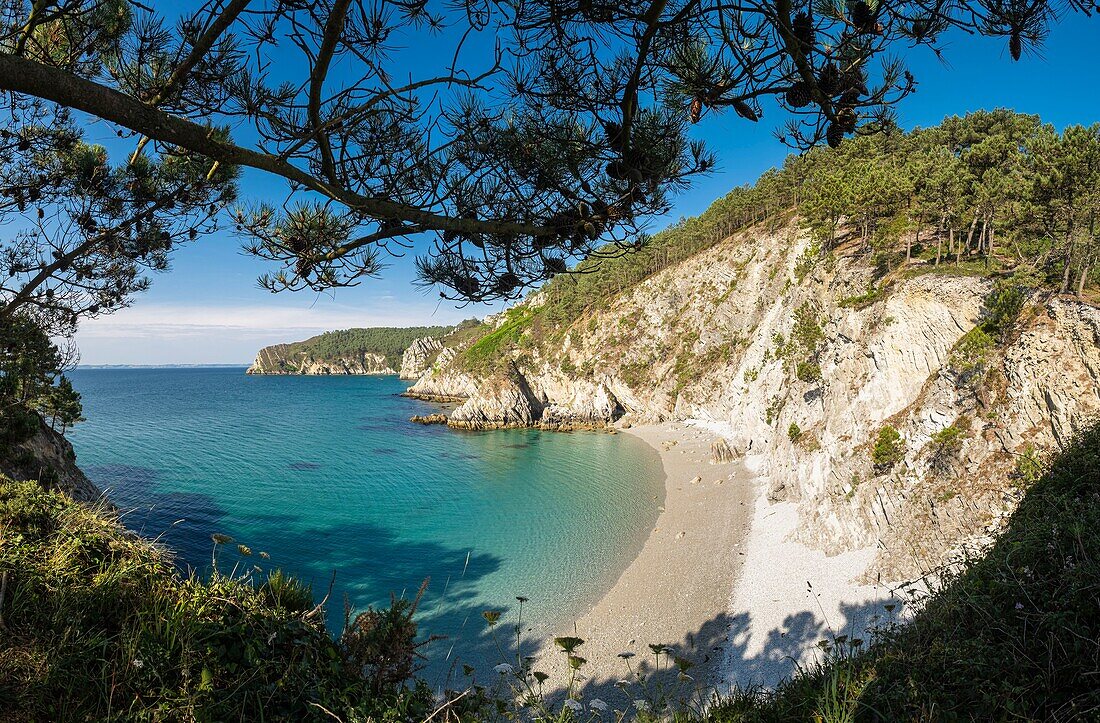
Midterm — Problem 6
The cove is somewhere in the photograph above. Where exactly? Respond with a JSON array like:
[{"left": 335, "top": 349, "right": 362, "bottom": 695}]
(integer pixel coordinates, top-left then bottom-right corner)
[{"left": 66, "top": 367, "right": 664, "bottom": 681}]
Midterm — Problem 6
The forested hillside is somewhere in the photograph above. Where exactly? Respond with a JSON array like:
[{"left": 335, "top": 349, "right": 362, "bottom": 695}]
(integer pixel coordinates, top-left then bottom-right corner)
[
  {"left": 481, "top": 110, "right": 1099, "bottom": 351},
  {"left": 246, "top": 325, "right": 462, "bottom": 375},
  {"left": 283, "top": 326, "right": 457, "bottom": 368}
]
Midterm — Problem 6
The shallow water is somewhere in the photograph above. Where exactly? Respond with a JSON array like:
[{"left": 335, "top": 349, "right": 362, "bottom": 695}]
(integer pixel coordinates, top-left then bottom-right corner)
[{"left": 66, "top": 368, "right": 663, "bottom": 680}]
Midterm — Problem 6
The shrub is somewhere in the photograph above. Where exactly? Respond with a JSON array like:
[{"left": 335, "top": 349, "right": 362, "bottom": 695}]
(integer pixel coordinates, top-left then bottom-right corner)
[
  {"left": 787, "top": 423, "right": 802, "bottom": 442},
  {"left": 871, "top": 425, "right": 905, "bottom": 472},
  {"left": 928, "top": 422, "right": 965, "bottom": 475},
  {"left": 795, "top": 360, "right": 822, "bottom": 384}
]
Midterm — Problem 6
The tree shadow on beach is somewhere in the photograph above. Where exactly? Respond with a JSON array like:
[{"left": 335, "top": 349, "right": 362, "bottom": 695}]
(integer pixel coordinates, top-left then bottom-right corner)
[{"left": 538, "top": 596, "right": 904, "bottom": 714}]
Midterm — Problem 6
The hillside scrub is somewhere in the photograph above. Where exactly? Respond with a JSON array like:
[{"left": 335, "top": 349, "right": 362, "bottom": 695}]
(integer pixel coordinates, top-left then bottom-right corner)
[{"left": 0, "top": 477, "right": 435, "bottom": 722}]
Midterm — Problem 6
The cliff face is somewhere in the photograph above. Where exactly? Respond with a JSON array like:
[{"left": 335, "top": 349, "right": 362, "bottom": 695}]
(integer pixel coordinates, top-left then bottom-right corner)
[
  {"left": 399, "top": 336, "right": 444, "bottom": 379},
  {"left": 246, "top": 345, "right": 395, "bottom": 375},
  {"left": 0, "top": 416, "right": 103, "bottom": 504},
  {"left": 408, "top": 220, "right": 1100, "bottom": 578}
]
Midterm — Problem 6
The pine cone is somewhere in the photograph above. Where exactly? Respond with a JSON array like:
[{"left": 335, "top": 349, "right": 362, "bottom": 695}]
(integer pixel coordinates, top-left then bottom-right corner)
[{"left": 785, "top": 83, "right": 813, "bottom": 108}]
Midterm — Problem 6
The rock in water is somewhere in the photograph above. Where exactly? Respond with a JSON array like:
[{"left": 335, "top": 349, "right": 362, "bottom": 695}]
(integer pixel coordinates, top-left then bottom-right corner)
[{"left": 409, "top": 413, "right": 448, "bottom": 425}]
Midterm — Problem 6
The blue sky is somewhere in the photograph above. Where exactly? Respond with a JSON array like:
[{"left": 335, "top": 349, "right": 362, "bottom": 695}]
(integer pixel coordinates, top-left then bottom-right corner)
[{"left": 75, "top": 17, "right": 1100, "bottom": 365}]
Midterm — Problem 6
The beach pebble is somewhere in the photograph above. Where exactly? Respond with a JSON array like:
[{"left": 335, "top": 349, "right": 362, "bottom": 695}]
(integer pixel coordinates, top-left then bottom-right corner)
[
  {"left": 714, "top": 479, "right": 724, "bottom": 485},
  {"left": 676, "top": 531, "right": 686, "bottom": 540},
  {"left": 690, "top": 476, "right": 702, "bottom": 484}
]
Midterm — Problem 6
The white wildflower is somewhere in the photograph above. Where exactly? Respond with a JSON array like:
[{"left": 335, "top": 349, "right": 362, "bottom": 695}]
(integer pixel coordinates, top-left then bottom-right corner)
[
  {"left": 564, "top": 699, "right": 583, "bottom": 713},
  {"left": 589, "top": 698, "right": 609, "bottom": 712},
  {"left": 493, "top": 663, "right": 514, "bottom": 675},
  {"left": 634, "top": 700, "right": 649, "bottom": 712},
  {"left": 132, "top": 659, "right": 144, "bottom": 669}
]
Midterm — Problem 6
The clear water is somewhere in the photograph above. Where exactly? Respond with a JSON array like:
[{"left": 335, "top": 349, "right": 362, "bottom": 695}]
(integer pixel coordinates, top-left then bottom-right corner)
[{"left": 66, "top": 368, "right": 663, "bottom": 681}]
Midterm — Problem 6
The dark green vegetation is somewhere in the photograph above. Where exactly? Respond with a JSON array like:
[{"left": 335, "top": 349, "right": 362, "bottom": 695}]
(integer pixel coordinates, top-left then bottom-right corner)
[
  {"left": 454, "top": 111, "right": 1100, "bottom": 373},
  {"left": 1, "top": 316, "right": 82, "bottom": 464},
  {"left": 0, "top": 476, "right": 436, "bottom": 722},
  {"left": 706, "top": 423, "right": 1100, "bottom": 722},
  {"left": 273, "top": 325, "right": 458, "bottom": 370}
]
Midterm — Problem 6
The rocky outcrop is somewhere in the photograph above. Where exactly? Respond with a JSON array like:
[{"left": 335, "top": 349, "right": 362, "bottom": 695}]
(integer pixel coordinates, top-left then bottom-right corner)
[
  {"left": 399, "top": 337, "right": 444, "bottom": 379},
  {"left": 410, "top": 413, "right": 448, "bottom": 425},
  {"left": 409, "top": 219, "right": 1100, "bottom": 579},
  {"left": 247, "top": 345, "right": 395, "bottom": 375},
  {"left": 1, "top": 416, "right": 103, "bottom": 504}
]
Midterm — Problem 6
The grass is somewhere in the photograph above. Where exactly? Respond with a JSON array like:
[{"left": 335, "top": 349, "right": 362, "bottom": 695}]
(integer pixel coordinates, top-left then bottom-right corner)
[
  {"left": 457, "top": 307, "right": 535, "bottom": 374},
  {"left": 705, "top": 423, "right": 1100, "bottom": 722},
  {"left": 0, "top": 476, "right": 434, "bottom": 722}
]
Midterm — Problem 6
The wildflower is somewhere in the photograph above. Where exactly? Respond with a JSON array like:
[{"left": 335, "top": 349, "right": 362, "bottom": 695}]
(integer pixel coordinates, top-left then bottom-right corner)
[
  {"left": 211, "top": 533, "right": 233, "bottom": 545},
  {"left": 1015, "top": 601, "right": 1025, "bottom": 610},
  {"left": 482, "top": 610, "right": 502, "bottom": 626},
  {"left": 533, "top": 671, "right": 549, "bottom": 684},
  {"left": 617, "top": 651, "right": 636, "bottom": 659},
  {"left": 494, "top": 663, "right": 514, "bottom": 675},
  {"left": 564, "top": 699, "right": 583, "bottom": 713},
  {"left": 568, "top": 655, "right": 587, "bottom": 670},
  {"left": 615, "top": 680, "right": 629, "bottom": 689},
  {"left": 590, "top": 699, "right": 609, "bottom": 712},
  {"left": 555, "top": 636, "right": 585, "bottom": 653},
  {"left": 132, "top": 659, "right": 144, "bottom": 669},
  {"left": 516, "top": 596, "right": 529, "bottom": 603},
  {"left": 634, "top": 700, "right": 650, "bottom": 712}
]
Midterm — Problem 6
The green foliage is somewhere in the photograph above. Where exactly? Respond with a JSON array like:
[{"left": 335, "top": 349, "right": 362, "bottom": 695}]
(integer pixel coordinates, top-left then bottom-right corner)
[
  {"left": 929, "top": 423, "right": 966, "bottom": 475},
  {"left": 871, "top": 425, "right": 904, "bottom": 472},
  {"left": 836, "top": 285, "right": 884, "bottom": 309},
  {"left": 707, "top": 422, "right": 1100, "bottom": 721},
  {"left": 787, "top": 423, "right": 802, "bottom": 442},
  {"left": 948, "top": 326, "right": 995, "bottom": 386},
  {"left": 458, "top": 307, "right": 534, "bottom": 374},
  {"left": 0, "top": 477, "right": 434, "bottom": 722},
  {"left": 795, "top": 360, "right": 821, "bottom": 384},
  {"left": 279, "top": 325, "right": 454, "bottom": 369},
  {"left": 1, "top": 315, "right": 83, "bottom": 456}
]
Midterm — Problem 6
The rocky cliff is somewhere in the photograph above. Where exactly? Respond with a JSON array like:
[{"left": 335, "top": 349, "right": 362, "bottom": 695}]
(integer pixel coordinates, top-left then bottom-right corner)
[
  {"left": 407, "top": 220, "right": 1100, "bottom": 579},
  {"left": 399, "top": 336, "right": 444, "bottom": 379},
  {"left": 0, "top": 416, "right": 103, "bottom": 504},
  {"left": 247, "top": 345, "right": 395, "bottom": 375}
]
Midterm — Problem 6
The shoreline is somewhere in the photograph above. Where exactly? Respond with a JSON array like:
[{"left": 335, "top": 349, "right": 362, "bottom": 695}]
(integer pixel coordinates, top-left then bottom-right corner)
[
  {"left": 536, "top": 422, "right": 754, "bottom": 704},
  {"left": 535, "top": 419, "right": 906, "bottom": 706}
]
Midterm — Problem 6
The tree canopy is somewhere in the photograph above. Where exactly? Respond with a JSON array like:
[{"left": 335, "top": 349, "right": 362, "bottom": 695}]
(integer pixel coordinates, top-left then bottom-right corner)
[{"left": 0, "top": 0, "right": 1094, "bottom": 309}]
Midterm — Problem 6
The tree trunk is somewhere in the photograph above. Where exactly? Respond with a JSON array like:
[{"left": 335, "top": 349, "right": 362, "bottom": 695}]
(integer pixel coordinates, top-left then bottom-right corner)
[
  {"left": 966, "top": 216, "right": 978, "bottom": 257},
  {"left": 1078, "top": 263, "right": 1089, "bottom": 296}
]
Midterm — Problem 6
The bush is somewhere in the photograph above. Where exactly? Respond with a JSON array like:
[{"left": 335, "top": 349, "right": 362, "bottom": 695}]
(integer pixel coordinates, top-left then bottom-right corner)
[
  {"left": 929, "top": 423, "right": 965, "bottom": 474},
  {"left": 795, "top": 360, "right": 822, "bottom": 384},
  {"left": 871, "top": 425, "right": 904, "bottom": 472},
  {"left": 787, "top": 423, "right": 802, "bottom": 442}
]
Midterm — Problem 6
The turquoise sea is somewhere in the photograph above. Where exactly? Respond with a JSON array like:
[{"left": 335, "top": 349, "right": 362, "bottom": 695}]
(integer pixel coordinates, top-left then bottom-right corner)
[{"left": 66, "top": 368, "right": 664, "bottom": 681}]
